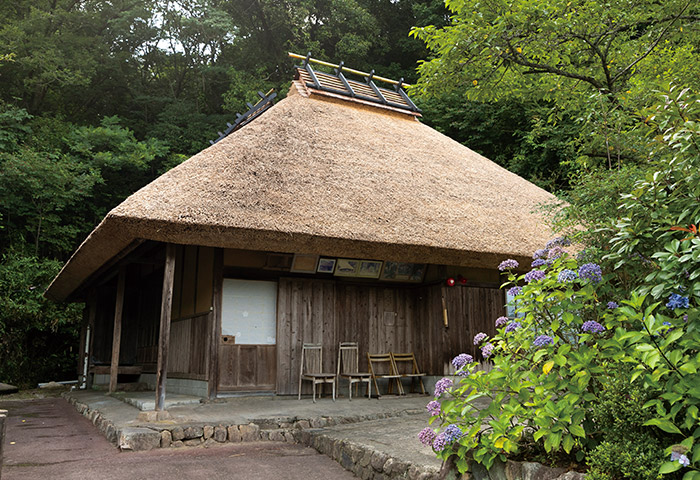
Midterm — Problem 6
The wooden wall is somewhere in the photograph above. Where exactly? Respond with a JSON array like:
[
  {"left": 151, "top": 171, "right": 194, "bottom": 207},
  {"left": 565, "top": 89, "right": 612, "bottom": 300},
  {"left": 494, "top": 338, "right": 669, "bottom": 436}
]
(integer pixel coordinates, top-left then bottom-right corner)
[
  {"left": 275, "top": 278, "right": 504, "bottom": 395},
  {"left": 168, "top": 312, "right": 211, "bottom": 378}
]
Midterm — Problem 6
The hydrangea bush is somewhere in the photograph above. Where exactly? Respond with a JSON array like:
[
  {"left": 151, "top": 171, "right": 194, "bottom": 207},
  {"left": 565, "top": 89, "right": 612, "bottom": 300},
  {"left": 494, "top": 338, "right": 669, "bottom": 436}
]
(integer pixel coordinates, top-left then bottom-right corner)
[
  {"left": 421, "top": 243, "right": 698, "bottom": 478},
  {"left": 421, "top": 86, "right": 700, "bottom": 478}
]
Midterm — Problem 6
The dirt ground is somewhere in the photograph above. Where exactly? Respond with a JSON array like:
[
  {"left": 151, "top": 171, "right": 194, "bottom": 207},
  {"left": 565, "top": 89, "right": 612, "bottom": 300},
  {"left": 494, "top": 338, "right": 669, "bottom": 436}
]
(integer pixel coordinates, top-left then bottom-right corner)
[{"left": 0, "top": 396, "right": 357, "bottom": 480}]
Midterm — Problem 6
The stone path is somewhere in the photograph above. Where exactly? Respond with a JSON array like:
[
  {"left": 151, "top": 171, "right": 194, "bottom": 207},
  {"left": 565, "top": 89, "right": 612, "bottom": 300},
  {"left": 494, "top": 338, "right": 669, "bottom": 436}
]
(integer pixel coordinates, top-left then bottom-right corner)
[
  {"left": 309, "top": 415, "right": 442, "bottom": 479},
  {"left": 61, "top": 390, "right": 444, "bottom": 478},
  {"left": 0, "top": 397, "right": 357, "bottom": 480}
]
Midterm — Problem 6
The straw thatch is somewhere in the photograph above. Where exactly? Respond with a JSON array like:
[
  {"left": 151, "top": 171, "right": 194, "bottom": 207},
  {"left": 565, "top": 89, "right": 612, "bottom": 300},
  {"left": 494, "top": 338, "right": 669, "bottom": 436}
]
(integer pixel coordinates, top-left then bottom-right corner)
[{"left": 46, "top": 78, "right": 558, "bottom": 301}]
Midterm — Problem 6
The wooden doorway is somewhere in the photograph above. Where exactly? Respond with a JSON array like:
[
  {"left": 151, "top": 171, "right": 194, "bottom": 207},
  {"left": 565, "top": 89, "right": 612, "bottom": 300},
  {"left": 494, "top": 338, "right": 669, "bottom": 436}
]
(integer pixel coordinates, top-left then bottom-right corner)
[{"left": 218, "top": 279, "right": 277, "bottom": 391}]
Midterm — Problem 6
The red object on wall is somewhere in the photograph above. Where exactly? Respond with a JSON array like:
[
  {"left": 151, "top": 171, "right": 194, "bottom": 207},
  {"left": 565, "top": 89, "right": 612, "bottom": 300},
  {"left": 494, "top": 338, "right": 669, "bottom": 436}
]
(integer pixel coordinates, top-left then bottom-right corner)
[
  {"left": 457, "top": 275, "right": 467, "bottom": 285},
  {"left": 446, "top": 277, "right": 455, "bottom": 287}
]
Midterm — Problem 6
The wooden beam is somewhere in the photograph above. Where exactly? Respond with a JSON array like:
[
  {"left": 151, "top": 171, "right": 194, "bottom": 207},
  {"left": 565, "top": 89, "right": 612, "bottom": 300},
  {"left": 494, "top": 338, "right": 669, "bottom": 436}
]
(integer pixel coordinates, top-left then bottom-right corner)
[
  {"left": 156, "top": 244, "right": 176, "bottom": 411},
  {"left": 207, "top": 248, "right": 223, "bottom": 399},
  {"left": 109, "top": 269, "right": 126, "bottom": 393}
]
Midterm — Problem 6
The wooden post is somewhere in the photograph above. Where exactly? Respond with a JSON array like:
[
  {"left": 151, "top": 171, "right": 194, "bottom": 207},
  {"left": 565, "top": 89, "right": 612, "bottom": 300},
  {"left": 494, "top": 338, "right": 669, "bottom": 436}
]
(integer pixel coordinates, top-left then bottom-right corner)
[
  {"left": 77, "top": 311, "right": 87, "bottom": 383},
  {"left": 207, "top": 248, "right": 223, "bottom": 399},
  {"left": 0, "top": 408, "right": 7, "bottom": 479},
  {"left": 109, "top": 269, "right": 126, "bottom": 393},
  {"left": 156, "top": 244, "right": 176, "bottom": 411},
  {"left": 86, "top": 293, "right": 97, "bottom": 389}
]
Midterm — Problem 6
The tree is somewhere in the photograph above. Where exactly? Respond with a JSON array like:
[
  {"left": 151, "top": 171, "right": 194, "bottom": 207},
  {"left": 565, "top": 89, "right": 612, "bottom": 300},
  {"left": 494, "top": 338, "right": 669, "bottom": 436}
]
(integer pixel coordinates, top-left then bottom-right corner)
[{"left": 410, "top": 0, "right": 700, "bottom": 166}]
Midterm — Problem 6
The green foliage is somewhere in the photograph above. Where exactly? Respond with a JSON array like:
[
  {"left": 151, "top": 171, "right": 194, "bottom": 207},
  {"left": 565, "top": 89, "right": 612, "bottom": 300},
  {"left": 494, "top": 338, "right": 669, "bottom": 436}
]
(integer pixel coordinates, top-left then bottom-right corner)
[
  {"left": 586, "top": 438, "right": 666, "bottom": 480},
  {"left": 0, "top": 145, "right": 99, "bottom": 257},
  {"left": 585, "top": 369, "right": 669, "bottom": 480},
  {"left": 418, "top": 93, "right": 577, "bottom": 191},
  {"left": 410, "top": 0, "right": 700, "bottom": 167},
  {"left": 0, "top": 251, "right": 82, "bottom": 387}
]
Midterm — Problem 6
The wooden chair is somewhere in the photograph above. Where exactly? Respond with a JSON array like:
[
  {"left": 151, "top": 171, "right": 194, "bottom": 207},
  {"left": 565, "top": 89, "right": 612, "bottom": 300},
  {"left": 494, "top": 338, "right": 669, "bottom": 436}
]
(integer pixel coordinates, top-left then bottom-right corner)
[
  {"left": 391, "top": 352, "right": 427, "bottom": 394},
  {"left": 298, "top": 343, "right": 336, "bottom": 402},
  {"left": 367, "top": 353, "right": 403, "bottom": 397},
  {"left": 336, "top": 342, "right": 371, "bottom": 400}
]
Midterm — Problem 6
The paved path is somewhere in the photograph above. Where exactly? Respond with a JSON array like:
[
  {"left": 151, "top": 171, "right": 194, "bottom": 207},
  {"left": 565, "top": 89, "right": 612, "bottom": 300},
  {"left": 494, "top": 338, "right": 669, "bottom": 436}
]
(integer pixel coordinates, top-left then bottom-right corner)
[{"left": 0, "top": 398, "right": 357, "bottom": 480}]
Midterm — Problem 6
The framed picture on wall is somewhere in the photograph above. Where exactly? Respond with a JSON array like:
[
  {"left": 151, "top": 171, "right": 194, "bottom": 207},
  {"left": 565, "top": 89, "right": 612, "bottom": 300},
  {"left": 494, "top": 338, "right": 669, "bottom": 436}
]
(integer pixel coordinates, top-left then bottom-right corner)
[
  {"left": 334, "top": 258, "right": 360, "bottom": 277},
  {"left": 290, "top": 254, "right": 319, "bottom": 273},
  {"left": 317, "top": 258, "right": 337, "bottom": 273},
  {"left": 380, "top": 262, "right": 426, "bottom": 282},
  {"left": 357, "top": 260, "right": 383, "bottom": 278}
]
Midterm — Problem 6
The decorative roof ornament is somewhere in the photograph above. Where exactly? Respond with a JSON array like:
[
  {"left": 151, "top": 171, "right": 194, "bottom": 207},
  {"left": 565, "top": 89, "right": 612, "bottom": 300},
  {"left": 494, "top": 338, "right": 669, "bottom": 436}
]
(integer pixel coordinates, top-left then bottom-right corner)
[{"left": 290, "top": 52, "right": 420, "bottom": 114}]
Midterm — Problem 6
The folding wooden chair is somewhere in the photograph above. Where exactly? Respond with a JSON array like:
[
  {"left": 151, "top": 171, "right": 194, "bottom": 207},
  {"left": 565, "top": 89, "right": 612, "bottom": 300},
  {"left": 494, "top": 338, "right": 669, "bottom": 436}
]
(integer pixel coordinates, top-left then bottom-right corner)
[
  {"left": 367, "top": 353, "right": 403, "bottom": 397},
  {"left": 391, "top": 352, "right": 427, "bottom": 394},
  {"left": 298, "top": 343, "right": 336, "bottom": 402},
  {"left": 336, "top": 342, "right": 371, "bottom": 400}
]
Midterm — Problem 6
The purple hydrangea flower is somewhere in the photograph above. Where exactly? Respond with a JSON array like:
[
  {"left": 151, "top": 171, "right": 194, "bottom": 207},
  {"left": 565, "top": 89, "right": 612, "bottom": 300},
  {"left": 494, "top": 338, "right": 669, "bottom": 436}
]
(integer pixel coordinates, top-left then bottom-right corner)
[
  {"left": 473, "top": 332, "right": 488, "bottom": 345},
  {"left": 507, "top": 286, "right": 523, "bottom": 297},
  {"left": 581, "top": 321, "right": 605, "bottom": 334},
  {"left": 505, "top": 321, "right": 521, "bottom": 333},
  {"left": 481, "top": 343, "right": 494, "bottom": 358},
  {"left": 578, "top": 263, "right": 603, "bottom": 283},
  {"left": 683, "top": 314, "right": 688, "bottom": 323},
  {"left": 443, "top": 424, "right": 463, "bottom": 442},
  {"left": 546, "top": 237, "right": 571, "bottom": 249},
  {"left": 524, "top": 269, "right": 547, "bottom": 283},
  {"left": 434, "top": 377, "right": 453, "bottom": 396},
  {"left": 557, "top": 269, "right": 577, "bottom": 283},
  {"left": 666, "top": 293, "right": 689, "bottom": 310},
  {"left": 495, "top": 316, "right": 509, "bottom": 328},
  {"left": 418, "top": 427, "right": 436, "bottom": 446},
  {"left": 533, "top": 335, "right": 554, "bottom": 347},
  {"left": 547, "top": 246, "right": 566, "bottom": 260},
  {"left": 533, "top": 249, "right": 549, "bottom": 259},
  {"left": 451, "top": 353, "right": 473, "bottom": 369},
  {"left": 531, "top": 258, "right": 546, "bottom": 267},
  {"left": 432, "top": 432, "right": 448, "bottom": 451},
  {"left": 671, "top": 451, "right": 690, "bottom": 467},
  {"left": 456, "top": 369, "right": 470, "bottom": 377},
  {"left": 426, "top": 400, "right": 441, "bottom": 416},
  {"left": 607, "top": 301, "right": 618, "bottom": 309},
  {"left": 498, "top": 259, "right": 519, "bottom": 271}
]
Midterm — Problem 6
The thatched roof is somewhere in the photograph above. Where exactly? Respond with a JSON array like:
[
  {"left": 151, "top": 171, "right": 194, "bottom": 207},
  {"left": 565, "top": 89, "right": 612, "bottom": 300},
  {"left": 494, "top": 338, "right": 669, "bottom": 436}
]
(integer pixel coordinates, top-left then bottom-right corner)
[{"left": 46, "top": 76, "right": 558, "bottom": 301}]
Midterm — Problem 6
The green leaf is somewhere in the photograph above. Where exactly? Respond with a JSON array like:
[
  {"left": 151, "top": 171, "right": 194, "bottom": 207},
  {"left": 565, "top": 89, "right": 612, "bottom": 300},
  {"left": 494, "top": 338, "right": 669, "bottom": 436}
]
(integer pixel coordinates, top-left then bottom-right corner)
[
  {"left": 659, "top": 461, "right": 682, "bottom": 474},
  {"left": 644, "top": 418, "right": 683, "bottom": 434},
  {"left": 562, "top": 434, "right": 574, "bottom": 454}
]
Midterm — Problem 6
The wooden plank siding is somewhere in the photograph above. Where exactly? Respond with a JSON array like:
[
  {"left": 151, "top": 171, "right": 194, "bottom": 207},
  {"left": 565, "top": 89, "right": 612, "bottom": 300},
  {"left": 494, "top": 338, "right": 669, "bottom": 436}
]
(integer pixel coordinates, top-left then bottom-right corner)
[
  {"left": 168, "top": 312, "right": 211, "bottom": 376},
  {"left": 275, "top": 278, "right": 504, "bottom": 395},
  {"left": 217, "top": 344, "right": 276, "bottom": 391}
]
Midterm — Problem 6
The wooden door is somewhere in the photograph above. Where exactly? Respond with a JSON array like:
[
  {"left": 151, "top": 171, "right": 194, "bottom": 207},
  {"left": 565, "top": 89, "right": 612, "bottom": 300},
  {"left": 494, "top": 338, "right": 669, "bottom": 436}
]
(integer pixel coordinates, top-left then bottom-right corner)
[{"left": 218, "top": 279, "right": 277, "bottom": 391}]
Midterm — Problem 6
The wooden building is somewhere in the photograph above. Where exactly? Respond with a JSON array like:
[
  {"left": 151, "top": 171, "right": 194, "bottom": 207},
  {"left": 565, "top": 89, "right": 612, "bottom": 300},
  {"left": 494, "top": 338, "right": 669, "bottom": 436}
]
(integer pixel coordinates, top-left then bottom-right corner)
[{"left": 46, "top": 57, "right": 557, "bottom": 406}]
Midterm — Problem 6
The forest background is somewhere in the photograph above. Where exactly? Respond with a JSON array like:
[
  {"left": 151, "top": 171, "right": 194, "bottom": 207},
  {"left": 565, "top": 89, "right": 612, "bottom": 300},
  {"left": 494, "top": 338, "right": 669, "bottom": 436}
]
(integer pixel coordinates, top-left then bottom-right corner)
[{"left": 0, "top": 0, "right": 698, "bottom": 387}]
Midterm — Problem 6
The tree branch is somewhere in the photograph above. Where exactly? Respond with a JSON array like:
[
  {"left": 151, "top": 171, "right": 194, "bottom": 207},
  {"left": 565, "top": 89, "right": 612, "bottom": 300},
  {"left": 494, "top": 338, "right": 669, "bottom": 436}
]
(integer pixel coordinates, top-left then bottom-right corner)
[{"left": 612, "top": 0, "right": 695, "bottom": 84}]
